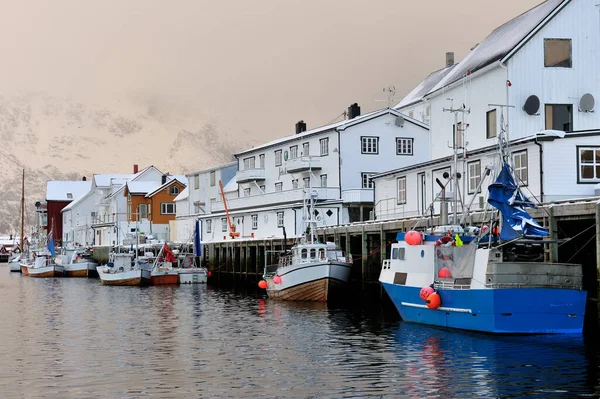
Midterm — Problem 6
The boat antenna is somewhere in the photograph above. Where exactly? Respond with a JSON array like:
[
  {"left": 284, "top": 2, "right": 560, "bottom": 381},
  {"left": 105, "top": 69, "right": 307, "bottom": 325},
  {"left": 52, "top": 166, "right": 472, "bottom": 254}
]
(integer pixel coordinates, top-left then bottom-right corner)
[{"left": 20, "top": 169, "right": 24, "bottom": 254}]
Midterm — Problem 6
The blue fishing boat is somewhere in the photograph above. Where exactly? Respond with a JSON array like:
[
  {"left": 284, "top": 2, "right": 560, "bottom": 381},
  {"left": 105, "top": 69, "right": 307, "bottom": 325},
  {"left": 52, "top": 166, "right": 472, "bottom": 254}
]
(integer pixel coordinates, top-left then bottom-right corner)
[{"left": 380, "top": 115, "right": 586, "bottom": 334}]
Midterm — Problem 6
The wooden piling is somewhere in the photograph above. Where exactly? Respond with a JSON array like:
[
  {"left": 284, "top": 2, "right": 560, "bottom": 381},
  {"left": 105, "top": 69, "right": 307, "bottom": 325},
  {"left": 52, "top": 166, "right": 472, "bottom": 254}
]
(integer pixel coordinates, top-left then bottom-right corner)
[
  {"left": 596, "top": 201, "right": 600, "bottom": 315},
  {"left": 549, "top": 207, "right": 558, "bottom": 262},
  {"left": 361, "top": 225, "right": 367, "bottom": 290}
]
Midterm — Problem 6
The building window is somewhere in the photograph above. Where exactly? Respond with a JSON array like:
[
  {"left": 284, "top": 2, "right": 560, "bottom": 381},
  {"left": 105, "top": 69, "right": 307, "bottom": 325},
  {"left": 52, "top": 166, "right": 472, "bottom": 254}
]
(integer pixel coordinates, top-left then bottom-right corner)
[
  {"left": 578, "top": 147, "right": 600, "bottom": 183},
  {"left": 259, "top": 154, "right": 265, "bottom": 168},
  {"left": 210, "top": 171, "right": 216, "bottom": 187},
  {"left": 221, "top": 217, "right": 227, "bottom": 232},
  {"left": 243, "top": 156, "right": 255, "bottom": 170},
  {"left": 397, "top": 177, "right": 406, "bottom": 204},
  {"left": 292, "top": 179, "right": 298, "bottom": 189},
  {"left": 289, "top": 145, "right": 298, "bottom": 159},
  {"left": 67, "top": 193, "right": 73, "bottom": 199},
  {"left": 361, "top": 136, "right": 379, "bottom": 154},
  {"left": 127, "top": 204, "right": 131, "bottom": 220},
  {"left": 320, "top": 138, "right": 329, "bottom": 156},
  {"left": 206, "top": 219, "right": 212, "bottom": 233},
  {"left": 396, "top": 138, "right": 413, "bottom": 155},
  {"left": 486, "top": 109, "right": 497, "bottom": 139},
  {"left": 544, "top": 38, "right": 572, "bottom": 68},
  {"left": 194, "top": 174, "right": 199, "bottom": 190},
  {"left": 277, "top": 212, "right": 284, "bottom": 227},
  {"left": 303, "top": 177, "right": 310, "bottom": 188},
  {"left": 243, "top": 188, "right": 251, "bottom": 196},
  {"left": 320, "top": 174, "right": 327, "bottom": 187},
  {"left": 127, "top": 193, "right": 131, "bottom": 201},
  {"left": 468, "top": 161, "right": 481, "bottom": 194},
  {"left": 138, "top": 204, "right": 148, "bottom": 219},
  {"left": 251, "top": 214, "right": 258, "bottom": 230},
  {"left": 302, "top": 142, "right": 309, "bottom": 156},
  {"left": 545, "top": 104, "right": 572, "bottom": 131},
  {"left": 512, "top": 150, "right": 528, "bottom": 186},
  {"left": 361, "top": 173, "right": 374, "bottom": 189},
  {"left": 169, "top": 186, "right": 180, "bottom": 195},
  {"left": 275, "top": 150, "right": 282, "bottom": 166},
  {"left": 453, "top": 122, "right": 463, "bottom": 148},
  {"left": 160, "top": 203, "right": 176, "bottom": 215},
  {"left": 275, "top": 182, "right": 283, "bottom": 192}
]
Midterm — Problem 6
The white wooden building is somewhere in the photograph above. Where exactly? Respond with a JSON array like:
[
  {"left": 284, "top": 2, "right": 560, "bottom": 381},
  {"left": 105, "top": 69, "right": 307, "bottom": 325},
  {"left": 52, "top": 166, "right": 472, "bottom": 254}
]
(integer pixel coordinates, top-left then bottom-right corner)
[
  {"left": 375, "top": 0, "right": 600, "bottom": 221},
  {"left": 196, "top": 107, "right": 430, "bottom": 244}
]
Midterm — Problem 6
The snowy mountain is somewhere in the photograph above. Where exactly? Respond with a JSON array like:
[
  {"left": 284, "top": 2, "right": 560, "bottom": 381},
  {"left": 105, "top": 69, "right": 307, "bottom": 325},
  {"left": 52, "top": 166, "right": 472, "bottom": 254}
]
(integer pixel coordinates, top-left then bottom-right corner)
[{"left": 0, "top": 93, "right": 251, "bottom": 234}]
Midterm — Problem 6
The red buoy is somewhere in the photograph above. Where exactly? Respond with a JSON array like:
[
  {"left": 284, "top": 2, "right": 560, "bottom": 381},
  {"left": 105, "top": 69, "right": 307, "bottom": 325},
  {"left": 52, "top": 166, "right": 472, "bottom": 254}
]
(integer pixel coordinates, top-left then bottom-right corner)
[
  {"left": 258, "top": 280, "right": 267, "bottom": 289},
  {"left": 419, "top": 286, "right": 435, "bottom": 301},
  {"left": 207, "top": 271, "right": 212, "bottom": 278},
  {"left": 426, "top": 292, "right": 441, "bottom": 309},
  {"left": 273, "top": 275, "right": 282, "bottom": 284},
  {"left": 405, "top": 230, "right": 423, "bottom": 246},
  {"left": 438, "top": 267, "right": 453, "bottom": 279}
]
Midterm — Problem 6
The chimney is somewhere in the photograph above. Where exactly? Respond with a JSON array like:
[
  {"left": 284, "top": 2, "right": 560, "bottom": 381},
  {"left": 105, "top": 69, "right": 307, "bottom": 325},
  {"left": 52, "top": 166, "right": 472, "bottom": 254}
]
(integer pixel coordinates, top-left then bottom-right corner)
[
  {"left": 162, "top": 174, "right": 167, "bottom": 185},
  {"left": 295, "top": 120, "right": 307, "bottom": 134},
  {"left": 347, "top": 103, "right": 361, "bottom": 119},
  {"left": 445, "top": 52, "right": 455, "bottom": 67},
  {"left": 133, "top": 164, "right": 139, "bottom": 174},
  {"left": 82, "top": 176, "right": 87, "bottom": 181}
]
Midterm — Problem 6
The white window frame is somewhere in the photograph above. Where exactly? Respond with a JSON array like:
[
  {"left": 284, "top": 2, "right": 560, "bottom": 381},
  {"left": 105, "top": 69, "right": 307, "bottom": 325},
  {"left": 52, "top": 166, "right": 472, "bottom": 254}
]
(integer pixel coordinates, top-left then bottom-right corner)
[
  {"left": 138, "top": 203, "right": 148, "bottom": 219},
  {"left": 512, "top": 150, "right": 528, "bottom": 186},
  {"left": 275, "top": 182, "right": 283, "bottom": 192},
  {"left": 259, "top": 154, "right": 265, "bottom": 168},
  {"left": 243, "top": 187, "right": 251, "bottom": 197},
  {"left": 289, "top": 145, "right": 298, "bottom": 159},
  {"left": 395, "top": 138, "right": 413, "bottom": 155},
  {"left": 577, "top": 146, "right": 600, "bottom": 183},
  {"left": 302, "top": 142, "right": 309, "bottom": 156},
  {"left": 361, "top": 173, "right": 374, "bottom": 189},
  {"left": 206, "top": 219, "right": 212, "bottom": 233},
  {"left": 303, "top": 177, "right": 310, "bottom": 188},
  {"left": 320, "top": 174, "right": 327, "bottom": 188},
  {"left": 160, "top": 203, "right": 176, "bottom": 215},
  {"left": 275, "top": 150, "right": 282, "bottom": 166},
  {"left": 169, "top": 186, "right": 180, "bottom": 195},
  {"left": 361, "top": 136, "right": 379, "bottom": 154},
  {"left": 468, "top": 160, "right": 481, "bottom": 194},
  {"left": 397, "top": 177, "right": 407, "bottom": 205},
  {"left": 194, "top": 174, "right": 199, "bottom": 190},
  {"left": 292, "top": 179, "right": 298, "bottom": 189},
  {"left": 251, "top": 214, "right": 258, "bottom": 230},
  {"left": 486, "top": 109, "right": 497, "bottom": 139},
  {"left": 320, "top": 138, "right": 329, "bottom": 156},
  {"left": 243, "top": 156, "right": 256, "bottom": 170},
  {"left": 210, "top": 171, "right": 216, "bottom": 187},
  {"left": 221, "top": 217, "right": 227, "bottom": 232},
  {"left": 277, "top": 211, "right": 284, "bottom": 227}
]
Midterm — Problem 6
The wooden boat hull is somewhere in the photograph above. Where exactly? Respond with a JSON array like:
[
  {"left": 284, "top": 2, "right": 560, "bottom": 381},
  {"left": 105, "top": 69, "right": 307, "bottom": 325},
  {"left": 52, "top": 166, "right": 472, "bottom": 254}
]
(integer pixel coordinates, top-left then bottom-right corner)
[
  {"left": 266, "top": 261, "right": 351, "bottom": 302},
  {"left": 27, "top": 265, "right": 65, "bottom": 278},
  {"left": 97, "top": 267, "right": 151, "bottom": 286},
  {"left": 20, "top": 264, "right": 29, "bottom": 275},
  {"left": 150, "top": 272, "right": 179, "bottom": 285},
  {"left": 178, "top": 268, "right": 208, "bottom": 284},
  {"left": 64, "top": 268, "right": 88, "bottom": 277}
]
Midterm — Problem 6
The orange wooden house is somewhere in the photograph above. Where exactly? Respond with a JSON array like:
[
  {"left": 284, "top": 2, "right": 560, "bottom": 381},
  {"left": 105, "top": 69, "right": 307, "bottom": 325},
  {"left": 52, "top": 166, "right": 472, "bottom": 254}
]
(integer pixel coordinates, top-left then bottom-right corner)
[{"left": 124, "top": 177, "right": 186, "bottom": 227}]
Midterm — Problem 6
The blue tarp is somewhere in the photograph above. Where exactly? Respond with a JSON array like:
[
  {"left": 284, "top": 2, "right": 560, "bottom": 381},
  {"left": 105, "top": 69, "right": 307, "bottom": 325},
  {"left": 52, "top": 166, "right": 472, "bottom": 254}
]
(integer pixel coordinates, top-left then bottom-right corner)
[
  {"left": 47, "top": 236, "right": 56, "bottom": 257},
  {"left": 193, "top": 219, "right": 202, "bottom": 257},
  {"left": 487, "top": 163, "right": 548, "bottom": 240}
]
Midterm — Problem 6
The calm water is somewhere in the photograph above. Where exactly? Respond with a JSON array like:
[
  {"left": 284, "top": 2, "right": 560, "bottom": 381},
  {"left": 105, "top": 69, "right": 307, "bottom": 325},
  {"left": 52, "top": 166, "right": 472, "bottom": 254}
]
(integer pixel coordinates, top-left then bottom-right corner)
[{"left": 1, "top": 269, "right": 599, "bottom": 399}]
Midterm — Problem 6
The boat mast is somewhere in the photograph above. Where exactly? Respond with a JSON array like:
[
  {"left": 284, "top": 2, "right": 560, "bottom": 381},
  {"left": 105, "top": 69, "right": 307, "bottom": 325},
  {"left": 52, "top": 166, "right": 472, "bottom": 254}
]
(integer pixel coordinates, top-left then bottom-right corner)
[
  {"left": 443, "top": 98, "right": 469, "bottom": 225},
  {"left": 20, "top": 169, "right": 24, "bottom": 254}
]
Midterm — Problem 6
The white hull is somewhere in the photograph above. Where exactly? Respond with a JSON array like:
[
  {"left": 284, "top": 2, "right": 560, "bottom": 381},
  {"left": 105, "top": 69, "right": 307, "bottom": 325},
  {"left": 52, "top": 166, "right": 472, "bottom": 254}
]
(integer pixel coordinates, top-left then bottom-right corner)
[
  {"left": 9, "top": 257, "right": 21, "bottom": 272},
  {"left": 266, "top": 261, "right": 351, "bottom": 301},
  {"left": 97, "top": 266, "right": 151, "bottom": 286},
  {"left": 178, "top": 268, "right": 208, "bottom": 284}
]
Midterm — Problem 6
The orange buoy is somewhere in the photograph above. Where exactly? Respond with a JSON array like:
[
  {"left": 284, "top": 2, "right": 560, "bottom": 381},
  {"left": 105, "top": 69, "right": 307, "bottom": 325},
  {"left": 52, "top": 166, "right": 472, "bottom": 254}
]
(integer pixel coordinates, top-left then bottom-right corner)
[
  {"left": 258, "top": 280, "right": 267, "bottom": 289},
  {"left": 419, "top": 286, "right": 435, "bottom": 301},
  {"left": 273, "top": 275, "right": 282, "bottom": 284},
  {"left": 426, "top": 292, "right": 441, "bottom": 309},
  {"left": 438, "top": 267, "right": 453, "bottom": 279},
  {"left": 405, "top": 230, "right": 423, "bottom": 245}
]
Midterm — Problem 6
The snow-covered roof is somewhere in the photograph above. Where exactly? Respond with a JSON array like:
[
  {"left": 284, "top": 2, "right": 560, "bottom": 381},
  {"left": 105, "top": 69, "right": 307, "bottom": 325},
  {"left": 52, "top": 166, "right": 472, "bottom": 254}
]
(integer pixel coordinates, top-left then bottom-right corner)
[
  {"left": 170, "top": 175, "right": 189, "bottom": 186},
  {"left": 46, "top": 180, "right": 92, "bottom": 202},
  {"left": 236, "top": 108, "right": 427, "bottom": 155},
  {"left": 93, "top": 174, "right": 133, "bottom": 188},
  {"left": 186, "top": 161, "right": 237, "bottom": 177},
  {"left": 145, "top": 178, "right": 186, "bottom": 198},
  {"left": 428, "top": 0, "right": 565, "bottom": 95},
  {"left": 126, "top": 181, "right": 161, "bottom": 195},
  {"left": 61, "top": 190, "right": 92, "bottom": 212},
  {"left": 394, "top": 65, "right": 456, "bottom": 109},
  {"left": 173, "top": 187, "right": 189, "bottom": 202}
]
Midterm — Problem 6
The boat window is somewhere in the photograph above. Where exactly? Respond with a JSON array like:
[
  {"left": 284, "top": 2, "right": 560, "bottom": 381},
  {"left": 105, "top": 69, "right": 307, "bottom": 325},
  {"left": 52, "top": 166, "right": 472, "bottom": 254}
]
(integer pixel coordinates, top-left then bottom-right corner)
[
  {"left": 310, "top": 249, "right": 316, "bottom": 259},
  {"left": 398, "top": 247, "right": 405, "bottom": 260},
  {"left": 319, "top": 249, "right": 325, "bottom": 259},
  {"left": 301, "top": 249, "right": 307, "bottom": 259},
  {"left": 392, "top": 248, "right": 398, "bottom": 259}
]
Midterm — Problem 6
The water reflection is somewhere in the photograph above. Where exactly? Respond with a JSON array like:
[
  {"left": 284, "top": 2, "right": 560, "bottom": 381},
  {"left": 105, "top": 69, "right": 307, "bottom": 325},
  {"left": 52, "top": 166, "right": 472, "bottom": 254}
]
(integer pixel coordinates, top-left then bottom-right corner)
[{"left": 0, "top": 269, "right": 598, "bottom": 399}]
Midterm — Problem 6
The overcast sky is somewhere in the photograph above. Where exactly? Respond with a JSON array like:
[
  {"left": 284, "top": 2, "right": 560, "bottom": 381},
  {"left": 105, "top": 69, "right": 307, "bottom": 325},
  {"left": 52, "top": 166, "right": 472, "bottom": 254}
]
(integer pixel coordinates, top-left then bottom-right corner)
[{"left": 0, "top": 0, "right": 542, "bottom": 142}]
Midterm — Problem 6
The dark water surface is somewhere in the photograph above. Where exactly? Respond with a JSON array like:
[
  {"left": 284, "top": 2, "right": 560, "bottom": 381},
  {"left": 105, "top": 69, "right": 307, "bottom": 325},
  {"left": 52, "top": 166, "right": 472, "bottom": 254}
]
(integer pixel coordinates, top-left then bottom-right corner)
[{"left": 1, "top": 269, "right": 599, "bottom": 399}]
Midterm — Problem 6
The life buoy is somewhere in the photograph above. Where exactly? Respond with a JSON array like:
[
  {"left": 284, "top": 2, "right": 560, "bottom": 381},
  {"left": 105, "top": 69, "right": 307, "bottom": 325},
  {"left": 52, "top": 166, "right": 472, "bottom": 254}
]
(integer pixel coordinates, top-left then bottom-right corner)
[{"left": 435, "top": 236, "right": 455, "bottom": 247}]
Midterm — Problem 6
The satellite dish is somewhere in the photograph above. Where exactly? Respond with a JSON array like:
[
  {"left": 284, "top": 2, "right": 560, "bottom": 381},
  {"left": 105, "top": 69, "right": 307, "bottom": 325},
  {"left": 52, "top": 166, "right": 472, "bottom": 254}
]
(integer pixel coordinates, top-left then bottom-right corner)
[
  {"left": 579, "top": 93, "right": 595, "bottom": 112},
  {"left": 395, "top": 116, "right": 405, "bottom": 127},
  {"left": 523, "top": 95, "right": 540, "bottom": 115}
]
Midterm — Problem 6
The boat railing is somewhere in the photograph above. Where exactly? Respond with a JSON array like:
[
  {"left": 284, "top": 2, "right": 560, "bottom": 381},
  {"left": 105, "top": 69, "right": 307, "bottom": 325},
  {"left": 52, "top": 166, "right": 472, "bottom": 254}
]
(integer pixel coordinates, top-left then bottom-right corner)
[{"left": 264, "top": 264, "right": 278, "bottom": 276}]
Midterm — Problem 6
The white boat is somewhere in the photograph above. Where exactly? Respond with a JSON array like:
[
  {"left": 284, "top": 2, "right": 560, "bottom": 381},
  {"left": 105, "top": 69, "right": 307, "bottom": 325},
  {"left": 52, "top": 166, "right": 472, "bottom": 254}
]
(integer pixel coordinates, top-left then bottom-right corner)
[
  {"left": 26, "top": 253, "right": 64, "bottom": 278},
  {"left": 261, "top": 172, "right": 352, "bottom": 302},
  {"left": 97, "top": 252, "right": 151, "bottom": 286},
  {"left": 178, "top": 265, "right": 208, "bottom": 284},
  {"left": 9, "top": 254, "right": 21, "bottom": 272},
  {"left": 57, "top": 248, "right": 98, "bottom": 277}
]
